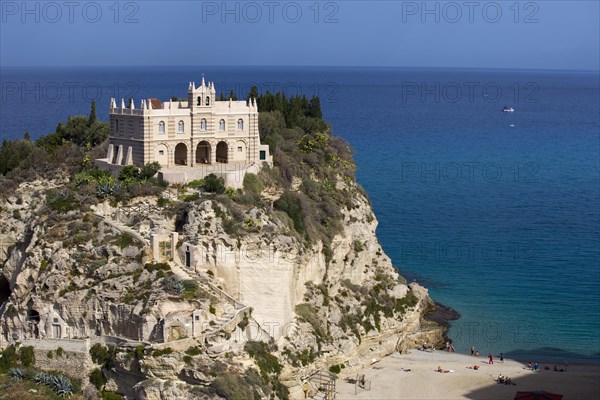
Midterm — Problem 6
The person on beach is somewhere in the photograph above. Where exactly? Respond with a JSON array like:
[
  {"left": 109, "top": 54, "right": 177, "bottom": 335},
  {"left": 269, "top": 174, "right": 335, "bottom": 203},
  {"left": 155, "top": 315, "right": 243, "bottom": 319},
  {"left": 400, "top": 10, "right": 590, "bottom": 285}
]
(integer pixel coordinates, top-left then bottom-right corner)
[
  {"left": 500, "top": 353, "right": 504, "bottom": 363},
  {"left": 471, "top": 346, "right": 475, "bottom": 356},
  {"left": 528, "top": 362, "right": 532, "bottom": 370},
  {"left": 488, "top": 353, "right": 494, "bottom": 364},
  {"left": 533, "top": 362, "right": 539, "bottom": 371}
]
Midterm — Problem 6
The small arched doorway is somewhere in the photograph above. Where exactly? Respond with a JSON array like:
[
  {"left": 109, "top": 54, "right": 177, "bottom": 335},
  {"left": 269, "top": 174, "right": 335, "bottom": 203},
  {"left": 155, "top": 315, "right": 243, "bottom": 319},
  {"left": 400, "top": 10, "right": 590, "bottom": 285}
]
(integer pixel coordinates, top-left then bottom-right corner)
[
  {"left": 216, "top": 141, "right": 228, "bottom": 163},
  {"left": 175, "top": 143, "right": 188, "bottom": 165},
  {"left": 196, "top": 141, "right": 211, "bottom": 164}
]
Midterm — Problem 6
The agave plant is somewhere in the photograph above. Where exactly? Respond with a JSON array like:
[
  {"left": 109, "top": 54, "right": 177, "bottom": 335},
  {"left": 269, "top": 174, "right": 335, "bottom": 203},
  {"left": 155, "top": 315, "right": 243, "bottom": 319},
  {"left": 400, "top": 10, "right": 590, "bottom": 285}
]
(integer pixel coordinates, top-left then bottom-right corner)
[
  {"left": 164, "top": 276, "right": 184, "bottom": 295},
  {"left": 50, "top": 375, "right": 73, "bottom": 398},
  {"left": 96, "top": 183, "right": 115, "bottom": 197},
  {"left": 8, "top": 367, "right": 24, "bottom": 381},
  {"left": 34, "top": 371, "right": 52, "bottom": 385}
]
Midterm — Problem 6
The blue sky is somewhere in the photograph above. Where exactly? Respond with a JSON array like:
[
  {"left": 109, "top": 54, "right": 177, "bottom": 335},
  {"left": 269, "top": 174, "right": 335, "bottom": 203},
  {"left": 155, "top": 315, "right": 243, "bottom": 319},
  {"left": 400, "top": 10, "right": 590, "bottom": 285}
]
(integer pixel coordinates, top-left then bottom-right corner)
[{"left": 0, "top": 1, "right": 599, "bottom": 70}]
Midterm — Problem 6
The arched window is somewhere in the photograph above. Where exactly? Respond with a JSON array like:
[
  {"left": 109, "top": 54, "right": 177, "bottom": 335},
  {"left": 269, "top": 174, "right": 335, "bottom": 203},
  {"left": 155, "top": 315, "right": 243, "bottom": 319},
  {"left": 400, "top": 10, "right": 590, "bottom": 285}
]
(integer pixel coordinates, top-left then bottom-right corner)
[
  {"left": 205, "top": 96, "right": 210, "bottom": 106},
  {"left": 178, "top": 120, "right": 184, "bottom": 133},
  {"left": 237, "top": 119, "right": 244, "bottom": 131},
  {"left": 197, "top": 96, "right": 201, "bottom": 106},
  {"left": 158, "top": 121, "right": 165, "bottom": 134},
  {"left": 219, "top": 119, "right": 225, "bottom": 132},
  {"left": 200, "top": 119, "right": 207, "bottom": 130}
]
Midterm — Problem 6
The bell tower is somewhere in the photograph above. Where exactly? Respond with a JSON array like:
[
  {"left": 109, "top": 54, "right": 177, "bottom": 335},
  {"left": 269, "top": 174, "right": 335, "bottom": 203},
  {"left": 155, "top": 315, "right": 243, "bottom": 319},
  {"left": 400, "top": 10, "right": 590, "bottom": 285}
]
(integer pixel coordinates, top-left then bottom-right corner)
[{"left": 188, "top": 75, "right": 216, "bottom": 111}]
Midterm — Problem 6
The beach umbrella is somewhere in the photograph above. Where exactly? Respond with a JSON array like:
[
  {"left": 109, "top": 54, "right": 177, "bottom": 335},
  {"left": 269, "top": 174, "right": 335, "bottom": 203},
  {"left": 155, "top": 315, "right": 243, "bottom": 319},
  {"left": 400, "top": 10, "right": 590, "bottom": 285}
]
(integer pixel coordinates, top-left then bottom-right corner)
[{"left": 514, "top": 390, "right": 563, "bottom": 400}]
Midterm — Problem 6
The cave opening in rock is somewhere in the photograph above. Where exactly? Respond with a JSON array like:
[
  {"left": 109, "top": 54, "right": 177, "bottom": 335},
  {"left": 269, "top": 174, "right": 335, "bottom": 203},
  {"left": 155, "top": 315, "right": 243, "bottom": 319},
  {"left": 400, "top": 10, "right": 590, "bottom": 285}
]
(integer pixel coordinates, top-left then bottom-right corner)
[
  {"left": 0, "top": 275, "right": 11, "bottom": 304},
  {"left": 27, "top": 308, "right": 40, "bottom": 322}
]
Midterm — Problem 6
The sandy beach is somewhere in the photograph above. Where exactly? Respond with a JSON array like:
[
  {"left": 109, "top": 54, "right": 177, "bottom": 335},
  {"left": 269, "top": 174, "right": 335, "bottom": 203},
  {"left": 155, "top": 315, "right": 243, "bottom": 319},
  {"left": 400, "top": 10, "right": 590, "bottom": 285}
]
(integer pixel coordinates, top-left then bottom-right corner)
[{"left": 336, "top": 350, "right": 600, "bottom": 399}]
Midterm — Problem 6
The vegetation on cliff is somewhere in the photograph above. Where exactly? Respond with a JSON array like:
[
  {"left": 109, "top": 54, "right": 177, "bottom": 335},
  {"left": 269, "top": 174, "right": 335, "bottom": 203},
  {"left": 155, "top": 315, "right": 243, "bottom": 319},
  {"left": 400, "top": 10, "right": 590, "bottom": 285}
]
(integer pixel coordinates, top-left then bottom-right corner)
[{"left": 0, "top": 90, "right": 431, "bottom": 399}]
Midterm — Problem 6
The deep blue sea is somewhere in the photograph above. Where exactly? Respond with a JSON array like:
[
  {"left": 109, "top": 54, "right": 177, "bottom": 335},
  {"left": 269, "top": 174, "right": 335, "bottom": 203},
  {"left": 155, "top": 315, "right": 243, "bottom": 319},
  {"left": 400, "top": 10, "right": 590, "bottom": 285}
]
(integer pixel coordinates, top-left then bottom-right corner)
[{"left": 1, "top": 66, "right": 599, "bottom": 363}]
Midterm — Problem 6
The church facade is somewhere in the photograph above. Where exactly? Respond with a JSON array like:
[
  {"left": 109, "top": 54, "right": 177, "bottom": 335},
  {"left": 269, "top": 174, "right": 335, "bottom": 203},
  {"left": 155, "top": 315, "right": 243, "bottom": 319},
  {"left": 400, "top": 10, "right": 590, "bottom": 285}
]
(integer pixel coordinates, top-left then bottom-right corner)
[{"left": 96, "top": 77, "right": 271, "bottom": 181}]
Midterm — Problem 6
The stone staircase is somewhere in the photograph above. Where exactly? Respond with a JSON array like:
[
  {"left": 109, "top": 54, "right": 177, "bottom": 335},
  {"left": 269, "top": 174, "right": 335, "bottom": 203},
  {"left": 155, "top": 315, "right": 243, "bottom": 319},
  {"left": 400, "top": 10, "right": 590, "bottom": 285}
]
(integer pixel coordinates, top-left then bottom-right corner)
[
  {"left": 168, "top": 261, "right": 250, "bottom": 342},
  {"left": 92, "top": 204, "right": 252, "bottom": 346}
]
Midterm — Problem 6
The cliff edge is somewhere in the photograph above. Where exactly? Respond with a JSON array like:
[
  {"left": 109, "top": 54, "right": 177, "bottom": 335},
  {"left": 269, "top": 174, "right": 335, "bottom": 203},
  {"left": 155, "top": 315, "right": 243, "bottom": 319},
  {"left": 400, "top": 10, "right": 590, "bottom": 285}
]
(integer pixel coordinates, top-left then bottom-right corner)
[{"left": 0, "top": 96, "right": 445, "bottom": 399}]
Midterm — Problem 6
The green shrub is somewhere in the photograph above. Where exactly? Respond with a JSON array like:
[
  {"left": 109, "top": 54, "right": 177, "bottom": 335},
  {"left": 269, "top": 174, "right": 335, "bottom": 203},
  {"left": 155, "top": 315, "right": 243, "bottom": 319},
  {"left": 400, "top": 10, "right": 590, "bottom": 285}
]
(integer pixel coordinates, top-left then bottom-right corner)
[
  {"left": 90, "top": 344, "right": 113, "bottom": 367},
  {"left": 152, "top": 348, "right": 173, "bottom": 357},
  {"left": 210, "top": 372, "right": 254, "bottom": 400},
  {"left": 243, "top": 173, "right": 263, "bottom": 194},
  {"left": 244, "top": 341, "right": 282, "bottom": 375},
  {"left": 329, "top": 364, "right": 343, "bottom": 374},
  {"left": 157, "top": 197, "right": 170, "bottom": 207},
  {"left": 203, "top": 174, "right": 225, "bottom": 193},
  {"left": 185, "top": 346, "right": 202, "bottom": 356},
  {"left": 47, "top": 189, "right": 78, "bottom": 213},
  {"left": 18, "top": 346, "right": 35, "bottom": 367},
  {"left": 274, "top": 191, "right": 305, "bottom": 235},
  {"left": 101, "top": 391, "right": 124, "bottom": 400},
  {"left": 183, "top": 193, "right": 200, "bottom": 202},
  {"left": 140, "top": 162, "right": 161, "bottom": 180},
  {"left": 188, "top": 179, "right": 204, "bottom": 189},
  {"left": 353, "top": 240, "right": 364, "bottom": 253},
  {"left": 0, "top": 345, "right": 18, "bottom": 373},
  {"left": 56, "top": 347, "right": 64, "bottom": 357},
  {"left": 114, "top": 232, "right": 135, "bottom": 249},
  {"left": 118, "top": 165, "right": 140, "bottom": 181},
  {"left": 89, "top": 368, "right": 106, "bottom": 390},
  {"left": 145, "top": 262, "right": 171, "bottom": 272},
  {"left": 182, "top": 279, "right": 199, "bottom": 299},
  {"left": 133, "top": 346, "right": 145, "bottom": 359}
]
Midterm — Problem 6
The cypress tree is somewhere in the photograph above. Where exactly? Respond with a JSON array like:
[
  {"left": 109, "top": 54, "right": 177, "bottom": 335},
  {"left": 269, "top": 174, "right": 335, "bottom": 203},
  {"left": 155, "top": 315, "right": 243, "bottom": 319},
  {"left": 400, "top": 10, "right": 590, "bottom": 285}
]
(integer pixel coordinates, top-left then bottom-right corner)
[
  {"left": 248, "top": 85, "right": 259, "bottom": 101},
  {"left": 89, "top": 100, "right": 97, "bottom": 126}
]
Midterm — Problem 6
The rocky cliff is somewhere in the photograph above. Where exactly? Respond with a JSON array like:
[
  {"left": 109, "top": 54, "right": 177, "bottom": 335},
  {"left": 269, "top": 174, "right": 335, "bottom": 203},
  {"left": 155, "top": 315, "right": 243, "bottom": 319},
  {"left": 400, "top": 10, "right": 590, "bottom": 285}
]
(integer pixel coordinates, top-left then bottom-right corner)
[
  {"left": 0, "top": 173, "right": 444, "bottom": 399},
  {"left": 0, "top": 106, "right": 445, "bottom": 399}
]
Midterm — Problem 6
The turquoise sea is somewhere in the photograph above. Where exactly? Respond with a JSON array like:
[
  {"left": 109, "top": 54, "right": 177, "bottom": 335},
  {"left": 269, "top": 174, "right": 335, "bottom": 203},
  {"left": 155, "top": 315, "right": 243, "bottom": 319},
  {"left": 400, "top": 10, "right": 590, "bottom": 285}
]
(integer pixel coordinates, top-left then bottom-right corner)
[{"left": 1, "top": 66, "right": 598, "bottom": 363}]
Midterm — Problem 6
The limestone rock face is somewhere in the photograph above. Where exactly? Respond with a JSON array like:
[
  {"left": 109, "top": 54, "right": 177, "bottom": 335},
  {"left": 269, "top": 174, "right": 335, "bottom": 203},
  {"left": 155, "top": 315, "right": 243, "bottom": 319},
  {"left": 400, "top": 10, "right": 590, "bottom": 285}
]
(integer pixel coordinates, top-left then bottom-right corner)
[
  {"left": 134, "top": 378, "right": 208, "bottom": 400},
  {"left": 140, "top": 354, "right": 186, "bottom": 379},
  {"left": 0, "top": 174, "right": 444, "bottom": 400}
]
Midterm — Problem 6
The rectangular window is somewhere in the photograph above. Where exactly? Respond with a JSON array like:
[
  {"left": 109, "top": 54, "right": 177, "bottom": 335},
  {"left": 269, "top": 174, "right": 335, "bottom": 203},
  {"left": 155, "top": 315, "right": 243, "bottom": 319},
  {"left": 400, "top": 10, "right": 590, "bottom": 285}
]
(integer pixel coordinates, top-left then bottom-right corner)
[
  {"left": 238, "top": 147, "right": 243, "bottom": 152},
  {"left": 259, "top": 150, "right": 266, "bottom": 160},
  {"left": 159, "top": 150, "right": 164, "bottom": 155}
]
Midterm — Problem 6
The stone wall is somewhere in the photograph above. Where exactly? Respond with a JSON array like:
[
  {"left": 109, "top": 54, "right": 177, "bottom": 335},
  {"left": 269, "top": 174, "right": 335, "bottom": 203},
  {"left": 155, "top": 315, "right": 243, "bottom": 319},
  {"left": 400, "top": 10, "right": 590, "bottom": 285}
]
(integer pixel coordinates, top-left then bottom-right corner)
[{"left": 30, "top": 344, "right": 94, "bottom": 381}]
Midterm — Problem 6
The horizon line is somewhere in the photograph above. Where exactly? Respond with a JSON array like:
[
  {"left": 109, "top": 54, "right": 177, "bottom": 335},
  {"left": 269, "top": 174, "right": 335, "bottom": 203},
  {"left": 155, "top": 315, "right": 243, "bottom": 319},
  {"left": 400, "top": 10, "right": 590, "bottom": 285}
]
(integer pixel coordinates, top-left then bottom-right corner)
[{"left": 1, "top": 64, "right": 599, "bottom": 73}]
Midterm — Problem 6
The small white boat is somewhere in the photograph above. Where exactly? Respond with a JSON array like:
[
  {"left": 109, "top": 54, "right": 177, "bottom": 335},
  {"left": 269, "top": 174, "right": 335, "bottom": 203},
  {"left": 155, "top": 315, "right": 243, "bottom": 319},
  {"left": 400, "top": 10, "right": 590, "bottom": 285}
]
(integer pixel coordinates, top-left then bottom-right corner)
[{"left": 502, "top": 106, "right": 515, "bottom": 112}]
